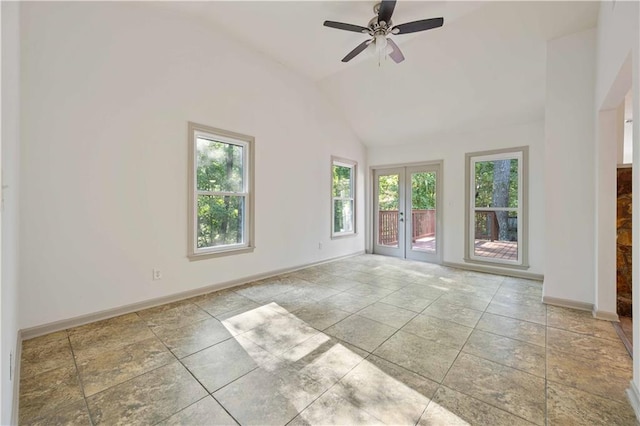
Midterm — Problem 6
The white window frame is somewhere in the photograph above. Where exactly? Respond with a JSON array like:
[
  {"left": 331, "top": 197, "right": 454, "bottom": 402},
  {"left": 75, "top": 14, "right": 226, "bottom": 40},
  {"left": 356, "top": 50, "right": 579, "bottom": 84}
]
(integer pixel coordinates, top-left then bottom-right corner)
[
  {"left": 464, "top": 147, "right": 529, "bottom": 269},
  {"left": 331, "top": 157, "right": 357, "bottom": 239},
  {"left": 188, "top": 122, "right": 255, "bottom": 259}
]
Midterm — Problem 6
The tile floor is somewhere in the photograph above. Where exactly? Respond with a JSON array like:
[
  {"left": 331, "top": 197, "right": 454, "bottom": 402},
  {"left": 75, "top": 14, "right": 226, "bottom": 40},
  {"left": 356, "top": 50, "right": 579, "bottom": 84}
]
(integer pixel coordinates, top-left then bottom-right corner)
[{"left": 18, "top": 254, "right": 638, "bottom": 425}]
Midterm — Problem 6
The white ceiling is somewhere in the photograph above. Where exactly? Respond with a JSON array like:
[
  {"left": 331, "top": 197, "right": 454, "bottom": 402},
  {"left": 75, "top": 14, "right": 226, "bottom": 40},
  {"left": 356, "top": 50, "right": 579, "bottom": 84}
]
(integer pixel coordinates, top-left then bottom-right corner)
[{"left": 158, "top": 1, "right": 599, "bottom": 147}]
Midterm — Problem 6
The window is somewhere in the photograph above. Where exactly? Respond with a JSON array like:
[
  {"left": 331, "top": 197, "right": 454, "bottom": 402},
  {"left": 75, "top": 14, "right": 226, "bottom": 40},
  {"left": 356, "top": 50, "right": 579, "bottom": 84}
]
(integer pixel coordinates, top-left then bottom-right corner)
[
  {"left": 331, "top": 157, "right": 357, "bottom": 238},
  {"left": 188, "top": 122, "right": 254, "bottom": 259},
  {"left": 465, "top": 147, "right": 528, "bottom": 268}
]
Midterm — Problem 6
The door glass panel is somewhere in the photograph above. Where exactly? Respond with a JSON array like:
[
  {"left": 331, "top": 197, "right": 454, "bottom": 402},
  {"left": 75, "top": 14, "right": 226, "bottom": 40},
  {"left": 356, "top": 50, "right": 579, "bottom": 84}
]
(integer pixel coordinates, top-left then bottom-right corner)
[
  {"left": 377, "top": 174, "right": 399, "bottom": 247},
  {"left": 474, "top": 211, "right": 518, "bottom": 261},
  {"left": 411, "top": 172, "right": 436, "bottom": 253}
]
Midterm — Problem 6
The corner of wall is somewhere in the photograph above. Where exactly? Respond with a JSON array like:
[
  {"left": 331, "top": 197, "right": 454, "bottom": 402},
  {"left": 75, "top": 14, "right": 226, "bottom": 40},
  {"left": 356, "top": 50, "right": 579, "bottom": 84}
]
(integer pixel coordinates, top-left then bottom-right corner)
[{"left": 1, "top": 1, "right": 22, "bottom": 423}]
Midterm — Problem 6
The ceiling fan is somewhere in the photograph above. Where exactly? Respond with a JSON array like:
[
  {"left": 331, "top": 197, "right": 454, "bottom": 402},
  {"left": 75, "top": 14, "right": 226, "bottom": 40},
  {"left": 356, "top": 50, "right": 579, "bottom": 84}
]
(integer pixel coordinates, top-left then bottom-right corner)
[{"left": 323, "top": 0, "right": 444, "bottom": 63}]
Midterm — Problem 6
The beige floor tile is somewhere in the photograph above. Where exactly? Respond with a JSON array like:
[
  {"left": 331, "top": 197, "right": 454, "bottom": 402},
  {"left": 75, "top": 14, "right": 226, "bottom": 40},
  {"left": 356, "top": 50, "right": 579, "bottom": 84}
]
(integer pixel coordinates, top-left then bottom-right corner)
[
  {"left": 402, "top": 314, "right": 473, "bottom": 350},
  {"left": 68, "top": 313, "right": 155, "bottom": 362},
  {"left": 547, "top": 381, "right": 637, "bottom": 426},
  {"left": 218, "top": 303, "right": 288, "bottom": 335},
  {"left": 280, "top": 333, "right": 366, "bottom": 388},
  {"left": 328, "top": 357, "right": 434, "bottom": 425},
  {"left": 547, "top": 348, "right": 632, "bottom": 403},
  {"left": 379, "top": 292, "right": 435, "bottom": 313},
  {"left": 398, "top": 284, "right": 446, "bottom": 300},
  {"left": 19, "top": 365, "right": 84, "bottom": 424},
  {"left": 547, "top": 327, "right": 631, "bottom": 365},
  {"left": 307, "top": 275, "right": 362, "bottom": 291},
  {"left": 242, "top": 313, "right": 320, "bottom": 355},
  {"left": 290, "top": 268, "right": 327, "bottom": 282},
  {"left": 462, "top": 330, "right": 545, "bottom": 377},
  {"left": 436, "top": 290, "right": 493, "bottom": 311},
  {"left": 422, "top": 300, "right": 483, "bottom": 328},
  {"left": 214, "top": 366, "right": 325, "bottom": 425},
  {"left": 265, "top": 288, "right": 329, "bottom": 312},
  {"left": 547, "top": 305, "right": 620, "bottom": 340},
  {"left": 182, "top": 338, "right": 263, "bottom": 393},
  {"left": 485, "top": 299, "right": 546, "bottom": 325},
  {"left": 234, "top": 279, "right": 297, "bottom": 303},
  {"left": 20, "top": 255, "right": 638, "bottom": 426},
  {"left": 156, "top": 396, "right": 238, "bottom": 426},
  {"left": 292, "top": 391, "right": 385, "bottom": 426},
  {"left": 373, "top": 331, "right": 460, "bottom": 382},
  {"left": 321, "top": 292, "right": 379, "bottom": 313},
  {"left": 291, "top": 303, "right": 351, "bottom": 331},
  {"left": 192, "top": 290, "right": 258, "bottom": 317},
  {"left": 419, "top": 386, "right": 536, "bottom": 426},
  {"left": 86, "top": 361, "right": 206, "bottom": 425},
  {"left": 357, "top": 276, "right": 408, "bottom": 290},
  {"left": 476, "top": 312, "right": 546, "bottom": 347},
  {"left": 491, "top": 290, "right": 543, "bottom": 307},
  {"left": 25, "top": 400, "right": 92, "bottom": 426},
  {"left": 285, "top": 283, "right": 341, "bottom": 302},
  {"left": 77, "top": 336, "right": 175, "bottom": 396},
  {"left": 153, "top": 317, "right": 233, "bottom": 358},
  {"left": 462, "top": 270, "right": 505, "bottom": 285},
  {"left": 21, "top": 334, "right": 75, "bottom": 378},
  {"left": 137, "top": 301, "right": 211, "bottom": 331},
  {"left": 442, "top": 353, "right": 545, "bottom": 425},
  {"left": 324, "top": 315, "right": 396, "bottom": 352},
  {"left": 500, "top": 277, "right": 543, "bottom": 296},
  {"left": 356, "top": 302, "right": 417, "bottom": 328},
  {"left": 365, "top": 355, "right": 440, "bottom": 398},
  {"left": 345, "top": 283, "right": 396, "bottom": 299}
]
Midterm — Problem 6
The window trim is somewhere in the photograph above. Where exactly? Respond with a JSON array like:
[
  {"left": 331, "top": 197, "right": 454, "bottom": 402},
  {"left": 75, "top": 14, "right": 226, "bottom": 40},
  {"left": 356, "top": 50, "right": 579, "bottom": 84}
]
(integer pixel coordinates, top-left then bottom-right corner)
[
  {"left": 188, "top": 122, "right": 255, "bottom": 260},
  {"left": 464, "top": 146, "right": 529, "bottom": 269},
  {"left": 331, "top": 156, "right": 357, "bottom": 239}
]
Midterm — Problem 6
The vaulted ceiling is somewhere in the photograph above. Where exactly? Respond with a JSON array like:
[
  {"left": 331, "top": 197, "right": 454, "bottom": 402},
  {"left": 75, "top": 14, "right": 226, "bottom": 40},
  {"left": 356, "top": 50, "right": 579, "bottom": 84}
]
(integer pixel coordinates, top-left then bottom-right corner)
[{"left": 158, "top": 1, "right": 599, "bottom": 147}]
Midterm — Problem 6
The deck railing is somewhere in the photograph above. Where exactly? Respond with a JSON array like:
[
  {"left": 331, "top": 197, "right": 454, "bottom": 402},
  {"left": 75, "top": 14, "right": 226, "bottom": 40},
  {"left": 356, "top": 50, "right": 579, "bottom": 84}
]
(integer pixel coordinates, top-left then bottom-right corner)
[{"left": 378, "top": 209, "right": 435, "bottom": 246}]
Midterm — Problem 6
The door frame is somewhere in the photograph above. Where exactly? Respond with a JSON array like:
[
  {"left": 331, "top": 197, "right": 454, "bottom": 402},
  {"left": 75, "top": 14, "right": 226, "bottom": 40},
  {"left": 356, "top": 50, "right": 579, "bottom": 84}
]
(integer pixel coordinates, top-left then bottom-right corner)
[{"left": 369, "top": 160, "right": 444, "bottom": 264}]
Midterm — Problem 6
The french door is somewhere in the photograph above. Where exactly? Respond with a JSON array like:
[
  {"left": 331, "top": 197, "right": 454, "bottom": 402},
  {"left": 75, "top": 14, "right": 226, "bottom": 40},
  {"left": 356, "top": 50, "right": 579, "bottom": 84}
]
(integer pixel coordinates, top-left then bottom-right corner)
[{"left": 373, "top": 164, "right": 441, "bottom": 262}]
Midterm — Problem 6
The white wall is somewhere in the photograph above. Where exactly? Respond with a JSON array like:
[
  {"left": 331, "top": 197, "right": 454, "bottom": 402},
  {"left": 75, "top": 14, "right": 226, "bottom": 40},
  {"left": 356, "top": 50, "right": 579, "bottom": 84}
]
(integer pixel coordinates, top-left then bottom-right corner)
[
  {"left": 1, "top": 1, "right": 21, "bottom": 422},
  {"left": 19, "top": 2, "right": 366, "bottom": 329},
  {"left": 367, "top": 121, "right": 545, "bottom": 275},
  {"left": 543, "top": 29, "right": 596, "bottom": 306}
]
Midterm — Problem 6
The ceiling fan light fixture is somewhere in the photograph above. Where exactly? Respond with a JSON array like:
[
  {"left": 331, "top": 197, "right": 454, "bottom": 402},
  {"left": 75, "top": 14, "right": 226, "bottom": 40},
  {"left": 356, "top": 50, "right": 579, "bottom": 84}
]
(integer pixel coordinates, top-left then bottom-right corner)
[
  {"left": 374, "top": 34, "right": 387, "bottom": 53},
  {"left": 323, "top": 0, "right": 444, "bottom": 64}
]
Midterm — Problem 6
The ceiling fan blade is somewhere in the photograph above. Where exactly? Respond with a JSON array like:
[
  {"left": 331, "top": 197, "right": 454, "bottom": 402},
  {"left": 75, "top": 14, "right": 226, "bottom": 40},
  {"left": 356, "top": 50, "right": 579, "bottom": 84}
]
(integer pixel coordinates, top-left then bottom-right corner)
[
  {"left": 378, "top": 0, "right": 396, "bottom": 24},
  {"left": 386, "top": 38, "right": 405, "bottom": 63},
  {"left": 324, "top": 21, "right": 370, "bottom": 33},
  {"left": 342, "top": 40, "right": 371, "bottom": 62},
  {"left": 393, "top": 17, "right": 444, "bottom": 35}
]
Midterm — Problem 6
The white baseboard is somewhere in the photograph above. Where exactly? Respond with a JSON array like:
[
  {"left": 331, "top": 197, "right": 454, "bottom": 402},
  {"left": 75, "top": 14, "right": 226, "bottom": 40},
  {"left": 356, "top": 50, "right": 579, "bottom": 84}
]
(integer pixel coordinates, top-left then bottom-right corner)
[
  {"left": 542, "top": 296, "right": 593, "bottom": 312},
  {"left": 442, "top": 261, "right": 543, "bottom": 281},
  {"left": 21, "top": 251, "right": 364, "bottom": 340},
  {"left": 593, "top": 309, "right": 620, "bottom": 322},
  {"left": 11, "top": 330, "right": 22, "bottom": 426},
  {"left": 627, "top": 380, "right": 640, "bottom": 423}
]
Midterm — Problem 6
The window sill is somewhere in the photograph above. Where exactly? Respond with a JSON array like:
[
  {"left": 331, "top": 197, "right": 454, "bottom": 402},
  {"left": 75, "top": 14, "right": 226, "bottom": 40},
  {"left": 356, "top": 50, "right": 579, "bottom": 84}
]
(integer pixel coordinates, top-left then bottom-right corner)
[
  {"left": 463, "top": 257, "right": 530, "bottom": 270},
  {"left": 331, "top": 232, "right": 358, "bottom": 240},
  {"left": 189, "top": 246, "right": 255, "bottom": 261}
]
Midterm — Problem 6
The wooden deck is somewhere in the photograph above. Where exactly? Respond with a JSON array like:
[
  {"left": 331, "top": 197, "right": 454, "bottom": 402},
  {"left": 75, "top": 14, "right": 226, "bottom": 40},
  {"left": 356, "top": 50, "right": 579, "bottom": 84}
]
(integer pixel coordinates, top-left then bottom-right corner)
[{"left": 413, "top": 237, "right": 517, "bottom": 261}]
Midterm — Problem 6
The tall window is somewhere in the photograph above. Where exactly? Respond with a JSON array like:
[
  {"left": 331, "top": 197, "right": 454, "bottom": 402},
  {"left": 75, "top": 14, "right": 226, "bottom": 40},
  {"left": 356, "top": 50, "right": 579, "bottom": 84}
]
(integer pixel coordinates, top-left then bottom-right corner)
[
  {"left": 188, "top": 122, "right": 254, "bottom": 258},
  {"left": 465, "top": 147, "right": 528, "bottom": 267},
  {"left": 332, "top": 157, "right": 357, "bottom": 238}
]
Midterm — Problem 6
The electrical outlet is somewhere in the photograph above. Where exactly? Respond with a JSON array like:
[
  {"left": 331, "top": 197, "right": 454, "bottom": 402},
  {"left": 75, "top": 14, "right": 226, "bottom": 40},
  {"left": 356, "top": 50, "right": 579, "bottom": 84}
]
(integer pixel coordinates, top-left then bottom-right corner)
[{"left": 152, "top": 269, "right": 162, "bottom": 280}]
